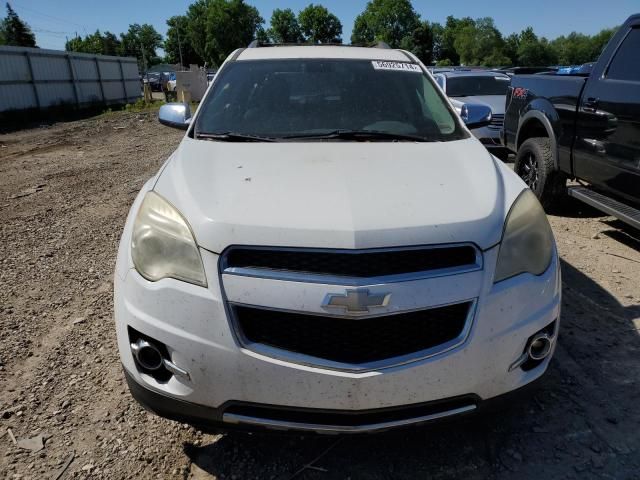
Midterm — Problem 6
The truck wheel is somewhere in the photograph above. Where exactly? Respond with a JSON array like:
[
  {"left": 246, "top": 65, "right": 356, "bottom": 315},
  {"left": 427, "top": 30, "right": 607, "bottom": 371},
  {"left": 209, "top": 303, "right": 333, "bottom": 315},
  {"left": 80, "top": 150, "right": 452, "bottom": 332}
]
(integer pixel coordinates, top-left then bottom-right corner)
[{"left": 515, "top": 138, "right": 566, "bottom": 211}]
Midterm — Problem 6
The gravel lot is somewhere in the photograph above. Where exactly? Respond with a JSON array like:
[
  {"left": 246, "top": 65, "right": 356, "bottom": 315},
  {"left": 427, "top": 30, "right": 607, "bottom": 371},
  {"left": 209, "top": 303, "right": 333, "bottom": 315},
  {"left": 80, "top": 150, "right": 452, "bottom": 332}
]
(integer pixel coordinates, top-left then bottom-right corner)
[{"left": 1, "top": 111, "right": 639, "bottom": 479}]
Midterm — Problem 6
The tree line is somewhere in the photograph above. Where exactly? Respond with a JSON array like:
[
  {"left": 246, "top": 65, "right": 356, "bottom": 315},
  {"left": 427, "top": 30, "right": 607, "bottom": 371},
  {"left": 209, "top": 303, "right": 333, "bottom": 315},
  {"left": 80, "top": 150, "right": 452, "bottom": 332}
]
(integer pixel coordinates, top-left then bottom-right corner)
[
  {"left": 0, "top": 0, "right": 619, "bottom": 70},
  {"left": 162, "top": 0, "right": 617, "bottom": 68},
  {"left": 0, "top": 3, "right": 36, "bottom": 48},
  {"left": 64, "top": 24, "right": 163, "bottom": 68}
]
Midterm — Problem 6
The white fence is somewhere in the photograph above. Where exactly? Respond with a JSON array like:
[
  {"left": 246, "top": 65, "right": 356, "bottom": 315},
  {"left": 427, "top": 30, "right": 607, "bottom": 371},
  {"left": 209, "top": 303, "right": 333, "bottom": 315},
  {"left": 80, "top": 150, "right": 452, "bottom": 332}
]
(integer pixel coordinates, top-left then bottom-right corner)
[{"left": 0, "top": 46, "right": 141, "bottom": 113}]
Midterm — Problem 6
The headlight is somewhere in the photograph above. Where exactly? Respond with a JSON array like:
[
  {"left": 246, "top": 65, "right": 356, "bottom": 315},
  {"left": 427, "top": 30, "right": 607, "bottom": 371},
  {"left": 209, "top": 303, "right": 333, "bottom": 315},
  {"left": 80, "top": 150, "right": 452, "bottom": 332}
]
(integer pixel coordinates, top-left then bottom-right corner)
[
  {"left": 131, "top": 191, "right": 207, "bottom": 287},
  {"left": 494, "top": 189, "right": 554, "bottom": 283}
]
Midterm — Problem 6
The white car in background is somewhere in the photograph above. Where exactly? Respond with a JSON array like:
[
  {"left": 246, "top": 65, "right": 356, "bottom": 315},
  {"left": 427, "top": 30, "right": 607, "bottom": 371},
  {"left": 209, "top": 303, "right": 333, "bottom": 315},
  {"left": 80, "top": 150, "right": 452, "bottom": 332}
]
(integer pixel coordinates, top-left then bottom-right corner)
[
  {"left": 434, "top": 70, "right": 512, "bottom": 159},
  {"left": 114, "top": 44, "right": 560, "bottom": 434}
]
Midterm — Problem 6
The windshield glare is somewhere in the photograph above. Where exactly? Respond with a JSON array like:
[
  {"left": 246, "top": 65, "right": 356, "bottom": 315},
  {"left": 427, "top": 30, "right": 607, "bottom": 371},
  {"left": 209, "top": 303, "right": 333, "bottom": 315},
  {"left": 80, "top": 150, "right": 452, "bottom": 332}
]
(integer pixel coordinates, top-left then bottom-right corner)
[
  {"left": 195, "top": 59, "right": 467, "bottom": 141},
  {"left": 446, "top": 75, "right": 510, "bottom": 97}
]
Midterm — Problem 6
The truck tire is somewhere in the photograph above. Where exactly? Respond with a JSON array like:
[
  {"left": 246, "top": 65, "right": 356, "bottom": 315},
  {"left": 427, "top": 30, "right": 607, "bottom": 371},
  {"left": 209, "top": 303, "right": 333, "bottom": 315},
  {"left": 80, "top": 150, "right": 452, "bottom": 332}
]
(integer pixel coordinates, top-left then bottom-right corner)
[{"left": 515, "top": 137, "right": 566, "bottom": 211}]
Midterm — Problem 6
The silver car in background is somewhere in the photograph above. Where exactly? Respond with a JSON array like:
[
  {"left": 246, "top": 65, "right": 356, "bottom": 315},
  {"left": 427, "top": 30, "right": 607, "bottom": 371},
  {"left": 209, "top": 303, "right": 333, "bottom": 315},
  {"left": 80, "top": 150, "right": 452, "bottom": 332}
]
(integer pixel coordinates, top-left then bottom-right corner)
[{"left": 434, "top": 71, "right": 511, "bottom": 159}]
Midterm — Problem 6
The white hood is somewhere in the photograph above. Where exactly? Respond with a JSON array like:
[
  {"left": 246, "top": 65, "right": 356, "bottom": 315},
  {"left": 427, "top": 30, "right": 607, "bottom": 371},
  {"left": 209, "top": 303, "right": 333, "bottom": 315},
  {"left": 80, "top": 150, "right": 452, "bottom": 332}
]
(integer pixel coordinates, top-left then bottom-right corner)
[{"left": 154, "top": 137, "right": 525, "bottom": 253}]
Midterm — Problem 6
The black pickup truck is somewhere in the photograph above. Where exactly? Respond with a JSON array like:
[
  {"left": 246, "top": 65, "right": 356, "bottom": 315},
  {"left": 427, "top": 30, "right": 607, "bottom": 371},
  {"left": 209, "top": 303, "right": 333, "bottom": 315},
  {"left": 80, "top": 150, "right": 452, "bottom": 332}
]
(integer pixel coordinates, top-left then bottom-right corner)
[{"left": 504, "top": 14, "right": 640, "bottom": 229}]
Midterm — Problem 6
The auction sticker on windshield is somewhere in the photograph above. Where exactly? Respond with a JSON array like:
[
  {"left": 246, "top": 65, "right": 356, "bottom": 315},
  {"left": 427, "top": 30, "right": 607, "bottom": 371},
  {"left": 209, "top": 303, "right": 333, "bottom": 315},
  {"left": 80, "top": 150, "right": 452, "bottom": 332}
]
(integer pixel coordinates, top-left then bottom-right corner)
[{"left": 372, "top": 61, "right": 421, "bottom": 73}]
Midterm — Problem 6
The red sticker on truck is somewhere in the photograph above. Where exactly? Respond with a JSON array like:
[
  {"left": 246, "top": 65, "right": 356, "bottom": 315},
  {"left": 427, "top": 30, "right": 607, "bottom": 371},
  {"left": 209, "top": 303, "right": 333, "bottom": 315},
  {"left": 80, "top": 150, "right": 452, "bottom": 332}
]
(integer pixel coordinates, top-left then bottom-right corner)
[{"left": 512, "top": 87, "right": 528, "bottom": 99}]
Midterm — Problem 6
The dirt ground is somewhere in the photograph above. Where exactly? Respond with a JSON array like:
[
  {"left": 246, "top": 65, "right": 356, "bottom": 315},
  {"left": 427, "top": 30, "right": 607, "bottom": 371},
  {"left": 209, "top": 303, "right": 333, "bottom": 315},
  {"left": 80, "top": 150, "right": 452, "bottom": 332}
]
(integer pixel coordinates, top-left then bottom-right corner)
[{"left": 1, "top": 111, "right": 639, "bottom": 480}]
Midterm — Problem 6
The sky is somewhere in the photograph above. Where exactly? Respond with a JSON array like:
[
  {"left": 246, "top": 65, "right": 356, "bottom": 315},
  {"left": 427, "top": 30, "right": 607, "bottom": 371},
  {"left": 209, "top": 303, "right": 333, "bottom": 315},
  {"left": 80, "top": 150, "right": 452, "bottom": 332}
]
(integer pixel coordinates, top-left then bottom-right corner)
[{"left": 9, "top": 0, "right": 639, "bottom": 51}]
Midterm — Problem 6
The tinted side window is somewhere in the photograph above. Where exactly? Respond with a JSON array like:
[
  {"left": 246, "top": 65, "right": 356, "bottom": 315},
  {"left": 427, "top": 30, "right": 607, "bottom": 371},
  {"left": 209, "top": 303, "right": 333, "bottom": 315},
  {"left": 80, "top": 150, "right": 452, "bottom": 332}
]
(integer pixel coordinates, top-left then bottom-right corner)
[{"left": 607, "top": 28, "right": 640, "bottom": 81}]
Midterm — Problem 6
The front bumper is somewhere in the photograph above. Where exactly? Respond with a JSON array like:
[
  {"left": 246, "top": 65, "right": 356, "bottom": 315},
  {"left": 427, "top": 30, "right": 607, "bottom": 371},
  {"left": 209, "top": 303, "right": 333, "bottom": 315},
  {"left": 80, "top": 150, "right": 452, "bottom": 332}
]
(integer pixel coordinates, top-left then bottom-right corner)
[
  {"left": 115, "top": 242, "right": 561, "bottom": 433},
  {"left": 123, "top": 367, "right": 544, "bottom": 434}
]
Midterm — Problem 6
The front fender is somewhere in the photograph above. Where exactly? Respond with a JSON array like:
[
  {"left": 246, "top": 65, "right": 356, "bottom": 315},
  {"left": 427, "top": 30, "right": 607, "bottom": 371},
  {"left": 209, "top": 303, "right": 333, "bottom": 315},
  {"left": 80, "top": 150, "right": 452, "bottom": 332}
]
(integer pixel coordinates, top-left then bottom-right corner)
[{"left": 516, "top": 103, "right": 560, "bottom": 170}]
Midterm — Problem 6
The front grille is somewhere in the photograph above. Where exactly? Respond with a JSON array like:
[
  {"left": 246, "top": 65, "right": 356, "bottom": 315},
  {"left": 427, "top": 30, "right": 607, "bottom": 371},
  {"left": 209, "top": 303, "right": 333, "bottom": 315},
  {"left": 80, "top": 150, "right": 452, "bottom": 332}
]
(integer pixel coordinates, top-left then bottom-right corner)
[
  {"left": 234, "top": 302, "right": 471, "bottom": 365},
  {"left": 488, "top": 114, "right": 504, "bottom": 130},
  {"left": 223, "top": 245, "right": 477, "bottom": 278}
]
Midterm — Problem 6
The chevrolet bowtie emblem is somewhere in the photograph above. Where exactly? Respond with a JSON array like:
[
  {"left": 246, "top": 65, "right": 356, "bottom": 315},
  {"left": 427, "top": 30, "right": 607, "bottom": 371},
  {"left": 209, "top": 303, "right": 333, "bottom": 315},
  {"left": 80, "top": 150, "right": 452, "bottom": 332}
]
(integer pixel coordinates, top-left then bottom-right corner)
[{"left": 322, "top": 289, "right": 391, "bottom": 315}]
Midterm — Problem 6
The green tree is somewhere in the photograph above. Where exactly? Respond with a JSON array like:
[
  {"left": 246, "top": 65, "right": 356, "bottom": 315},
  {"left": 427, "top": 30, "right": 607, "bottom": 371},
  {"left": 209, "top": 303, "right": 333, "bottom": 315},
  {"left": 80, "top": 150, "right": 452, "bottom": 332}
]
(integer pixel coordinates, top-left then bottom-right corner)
[
  {"left": 435, "top": 58, "right": 453, "bottom": 67},
  {"left": 409, "top": 21, "right": 435, "bottom": 64},
  {"left": 84, "top": 30, "right": 107, "bottom": 54},
  {"left": 186, "top": 0, "right": 264, "bottom": 67},
  {"left": 65, "top": 30, "right": 121, "bottom": 56},
  {"left": 298, "top": 4, "right": 342, "bottom": 44},
  {"left": 255, "top": 26, "right": 269, "bottom": 44},
  {"left": 64, "top": 36, "right": 83, "bottom": 52},
  {"left": 430, "top": 22, "right": 445, "bottom": 62},
  {"left": 550, "top": 32, "right": 592, "bottom": 64},
  {"left": 102, "top": 31, "right": 120, "bottom": 56},
  {"left": 351, "top": 0, "right": 419, "bottom": 48},
  {"left": 165, "top": 15, "right": 202, "bottom": 66},
  {"left": 183, "top": 0, "right": 208, "bottom": 64},
  {"left": 517, "top": 27, "right": 557, "bottom": 66},
  {"left": 452, "top": 22, "right": 475, "bottom": 64},
  {"left": 482, "top": 48, "right": 511, "bottom": 67},
  {"left": 589, "top": 27, "right": 617, "bottom": 60},
  {"left": 268, "top": 8, "right": 303, "bottom": 43},
  {"left": 550, "top": 27, "right": 617, "bottom": 65},
  {"left": 438, "top": 16, "right": 474, "bottom": 65},
  {"left": 503, "top": 33, "right": 519, "bottom": 65},
  {"left": 0, "top": 3, "right": 36, "bottom": 47},
  {"left": 120, "top": 23, "right": 163, "bottom": 69},
  {"left": 454, "top": 17, "right": 505, "bottom": 66},
  {"left": 351, "top": 14, "right": 373, "bottom": 45}
]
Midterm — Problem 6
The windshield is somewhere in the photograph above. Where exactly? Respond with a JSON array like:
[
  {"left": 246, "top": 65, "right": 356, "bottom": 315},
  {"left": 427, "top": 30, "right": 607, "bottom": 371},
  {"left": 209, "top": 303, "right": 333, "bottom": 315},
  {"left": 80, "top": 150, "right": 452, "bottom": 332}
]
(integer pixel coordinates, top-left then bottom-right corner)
[
  {"left": 446, "top": 75, "right": 510, "bottom": 97},
  {"left": 195, "top": 59, "right": 467, "bottom": 142}
]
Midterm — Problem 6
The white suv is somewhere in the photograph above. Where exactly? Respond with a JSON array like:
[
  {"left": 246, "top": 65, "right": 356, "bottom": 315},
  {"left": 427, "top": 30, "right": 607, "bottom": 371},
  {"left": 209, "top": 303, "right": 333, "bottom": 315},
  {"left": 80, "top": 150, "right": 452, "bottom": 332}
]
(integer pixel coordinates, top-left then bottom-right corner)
[{"left": 115, "top": 44, "right": 561, "bottom": 434}]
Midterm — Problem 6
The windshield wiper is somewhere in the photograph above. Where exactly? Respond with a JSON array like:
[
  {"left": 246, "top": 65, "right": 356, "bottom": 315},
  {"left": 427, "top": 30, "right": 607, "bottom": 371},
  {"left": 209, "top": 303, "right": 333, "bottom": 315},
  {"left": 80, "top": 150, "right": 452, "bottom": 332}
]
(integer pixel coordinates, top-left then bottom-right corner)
[
  {"left": 281, "top": 130, "right": 433, "bottom": 142},
  {"left": 196, "top": 132, "right": 276, "bottom": 142}
]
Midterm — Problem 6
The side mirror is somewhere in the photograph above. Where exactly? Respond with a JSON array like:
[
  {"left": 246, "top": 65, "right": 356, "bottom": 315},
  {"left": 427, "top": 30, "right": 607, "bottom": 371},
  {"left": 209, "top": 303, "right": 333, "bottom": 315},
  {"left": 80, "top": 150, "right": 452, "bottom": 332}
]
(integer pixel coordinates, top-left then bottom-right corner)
[
  {"left": 461, "top": 104, "right": 492, "bottom": 130},
  {"left": 159, "top": 103, "right": 192, "bottom": 130}
]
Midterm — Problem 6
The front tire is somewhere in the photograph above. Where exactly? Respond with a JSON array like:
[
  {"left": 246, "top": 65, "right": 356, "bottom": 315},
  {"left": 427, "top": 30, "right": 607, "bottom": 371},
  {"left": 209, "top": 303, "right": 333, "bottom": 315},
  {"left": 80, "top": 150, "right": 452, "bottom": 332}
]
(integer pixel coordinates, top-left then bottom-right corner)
[{"left": 515, "top": 137, "right": 566, "bottom": 211}]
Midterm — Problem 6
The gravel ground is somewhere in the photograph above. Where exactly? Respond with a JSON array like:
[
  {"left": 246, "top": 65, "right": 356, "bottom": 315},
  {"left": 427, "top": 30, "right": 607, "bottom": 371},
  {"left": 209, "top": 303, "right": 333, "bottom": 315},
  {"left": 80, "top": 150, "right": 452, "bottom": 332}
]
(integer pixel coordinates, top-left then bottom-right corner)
[{"left": 1, "top": 111, "right": 639, "bottom": 480}]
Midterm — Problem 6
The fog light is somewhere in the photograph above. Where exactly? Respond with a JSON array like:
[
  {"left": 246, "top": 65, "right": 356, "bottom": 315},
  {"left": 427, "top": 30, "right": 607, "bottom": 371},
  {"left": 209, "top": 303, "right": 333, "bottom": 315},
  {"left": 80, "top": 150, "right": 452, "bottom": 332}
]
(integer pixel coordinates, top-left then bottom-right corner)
[
  {"left": 131, "top": 338, "right": 164, "bottom": 371},
  {"left": 528, "top": 334, "right": 552, "bottom": 361},
  {"left": 509, "top": 321, "right": 557, "bottom": 372},
  {"left": 128, "top": 328, "right": 190, "bottom": 381}
]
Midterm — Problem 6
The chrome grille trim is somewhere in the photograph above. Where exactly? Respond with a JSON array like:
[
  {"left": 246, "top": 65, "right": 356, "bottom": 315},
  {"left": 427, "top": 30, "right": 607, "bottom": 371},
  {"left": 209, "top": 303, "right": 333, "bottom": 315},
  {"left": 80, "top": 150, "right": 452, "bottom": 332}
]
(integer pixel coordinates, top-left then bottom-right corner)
[
  {"left": 220, "top": 243, "right": 483, "bottom": 285},
  {"left": 217, "top": 243, "right": 483, "bottom": 372},
  {"left": 488, "top": 114, "right": 504, "bottom": 130}
]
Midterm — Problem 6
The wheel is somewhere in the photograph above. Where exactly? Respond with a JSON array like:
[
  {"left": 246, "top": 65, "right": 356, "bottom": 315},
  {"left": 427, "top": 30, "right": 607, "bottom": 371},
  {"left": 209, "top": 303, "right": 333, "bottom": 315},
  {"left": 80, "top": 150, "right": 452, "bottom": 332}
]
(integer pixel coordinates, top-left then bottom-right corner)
[{"left": 514, "top": 137, "right": 566, "bottom": 211}]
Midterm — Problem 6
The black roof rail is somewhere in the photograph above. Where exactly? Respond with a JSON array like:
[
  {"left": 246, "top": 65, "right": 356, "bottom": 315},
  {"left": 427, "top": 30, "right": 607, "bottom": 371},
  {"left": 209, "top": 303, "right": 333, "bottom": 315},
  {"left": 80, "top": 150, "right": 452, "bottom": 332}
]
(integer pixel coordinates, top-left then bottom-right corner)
[
  {"left": 247, "top": 41, "right": 306, "bottom": 48},
  {"left": 247, "top": 40, "right": 394, "bottom": 49}
]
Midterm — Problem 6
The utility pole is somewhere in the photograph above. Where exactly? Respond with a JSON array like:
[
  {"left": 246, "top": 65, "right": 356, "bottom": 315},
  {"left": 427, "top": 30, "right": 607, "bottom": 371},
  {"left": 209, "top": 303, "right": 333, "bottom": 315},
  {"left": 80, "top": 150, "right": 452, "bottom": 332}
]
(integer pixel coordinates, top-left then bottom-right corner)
[
  {"left": 177, "top": 29, "right": 184, "bottom": 69},
  {"left": 176, "top": 18, "right": 184, "bottom": 69},
  {"left": 141, "top": 43, "right": 152, "bottom": 104},
  {"left": 141, "top": 42, "right": 147, "bottom": 74}
]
